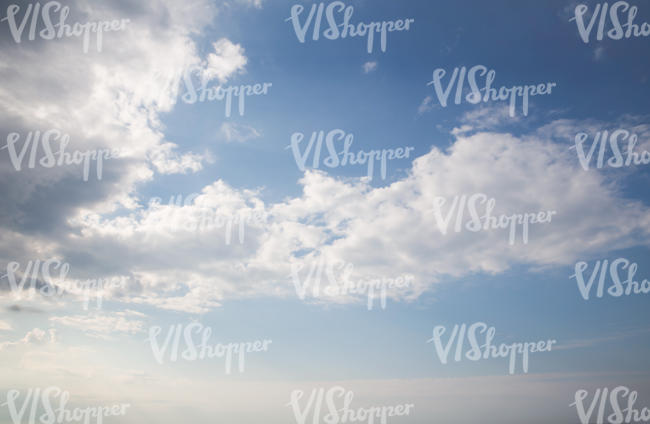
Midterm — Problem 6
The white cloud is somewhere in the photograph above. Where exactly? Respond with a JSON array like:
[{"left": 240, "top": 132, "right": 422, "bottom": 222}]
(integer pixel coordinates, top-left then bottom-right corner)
[
  {"left": 593, "top": 46, "right": 605, "bottom": 61},
  {"left": 38, "top": 123, "right": 650, "bottom": 314},
  {"left": 362, "top": 61, "right": 378, "bottom": 74},
  {"left": 148, "top": 142, "right": 206, "bottom": 174},
  {"left": 202, "top": 39, "right": 248, "bottom": 84},
  {"left": 451, "top": 125, "right": 473, "bottom": 136},
  {"left": 0, "top": 0, "right": 229, "bottom": 238},
  {"left": 454, "top": 104, "right": 521, "bottom": 132},
  {"left": 218, "top": 122, "right": 261, "bottom": 143},
  {"left": 1, "top": 0, "right": 648, "bottom": 318},
  {"left": 418, "top": 96, "right": 434, "bottom": 114},
  {"left": 50, "top": 312, "right": 145, "bottom": 339},
  {"left": 236, "top": 0, "right": 264, "bottom": 8},
  {"left": 0, "top": 328, "right": 57, "bottom": 351}
]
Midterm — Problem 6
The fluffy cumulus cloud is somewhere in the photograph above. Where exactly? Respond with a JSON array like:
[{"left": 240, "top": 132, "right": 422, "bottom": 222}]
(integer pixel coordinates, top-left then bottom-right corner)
[
  {"left": 202, "top": 39, "right": 248, "bottom": 84},
  {"left": 275, "top": 126, "right": 650, "bottom": 283},
  {"left": 0, "top": 0, "right": 246, "bottom": 245},
  {"left": 0, "top": 0, "right": 255, "bottom": 311},
  {"left": 6, "top": 121, "right": 648, "bottom": 314},
  {"left": 1, "top": 1, "right": 649, "bottom": 318}
]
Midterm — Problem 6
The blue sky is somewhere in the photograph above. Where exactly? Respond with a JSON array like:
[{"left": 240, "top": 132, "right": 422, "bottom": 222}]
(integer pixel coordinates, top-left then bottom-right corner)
[
  {"left": 1, "top": 1, "right": 650, "bottom": 423},
  {"left": 157, "top": 0, "right": 650, "bottom": 194}
]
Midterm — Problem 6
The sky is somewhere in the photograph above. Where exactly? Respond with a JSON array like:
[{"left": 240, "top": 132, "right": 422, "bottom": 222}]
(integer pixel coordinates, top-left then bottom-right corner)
[{"left": 0, "top": 0, "right": 649, "bottom": 423}]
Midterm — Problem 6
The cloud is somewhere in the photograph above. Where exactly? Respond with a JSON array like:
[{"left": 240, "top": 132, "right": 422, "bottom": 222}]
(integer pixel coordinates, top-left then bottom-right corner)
[
  {"left": 30, "top": 121, "right": 650, "bottom": 314},
  {"left": 218, "top": 122, "right": 261, "bottom": 143},
  {"left": 450, "top": 125, "right": 473, "bottom": 136},
  {"left": 0, "top": 327, "right": 56, "bottom": 351},
  {"left": 362, "top": 61, "right": 378, "bottom": 74},
  {"left": 50, "top": 311, "right": 145, "bottom": 339},
  {"left": 148, "top": 142, "right": 206, "bottom": 174},
  {"left": 1, "top": 0, "right": 649, "bottom": 318},
  {"left": 4, "top": 305, "right": 46, "bottom": 314},
  {"left": 451, "top": 104, "right": 522, "bottom": 134},
  {"left": 555, "top": 327, "right": 650, "bottom": 351},
  {"left": 535, "top": 115, "right": 650, "bottom": 155},
  {"left": 235, "top": 0, "right": 264, "bottom": 8},
  {"left": 593, "top": 46, "right": 606, "bottom": 62},
  {"left": 0, "top": 0, "right": 223, "bottom": 242},
  {"left": 202, "top": 39, "right": 248, "bottom": 84},
  {"left": 418, "top": 96, "right": 435, "bottom": 114}
]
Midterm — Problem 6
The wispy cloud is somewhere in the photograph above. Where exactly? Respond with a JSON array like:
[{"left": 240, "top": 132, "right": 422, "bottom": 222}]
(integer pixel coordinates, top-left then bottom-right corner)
[
  {"left": 451, "top": 104, "right": 522, "bottom": 134},
  {"left": 362, "top": 61, "right": 378, "bottom": 74},
  {"left": 418, "top": 95, "right": 435, "bottom": 114},
  {"left": 554, "top": 328, "right": 650, "bottom": 351},
  {"left": 50, "top": 311, "right": 146, "bottom": 339},
  {"left": 0, "top": 328, "right": 56, "bottom": 351},
  {"left": 593, "top": 46, "right": 606, "bottom": 62},
  {"left": 218, "top": 122, "right": 261, "bottom": 143}
]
